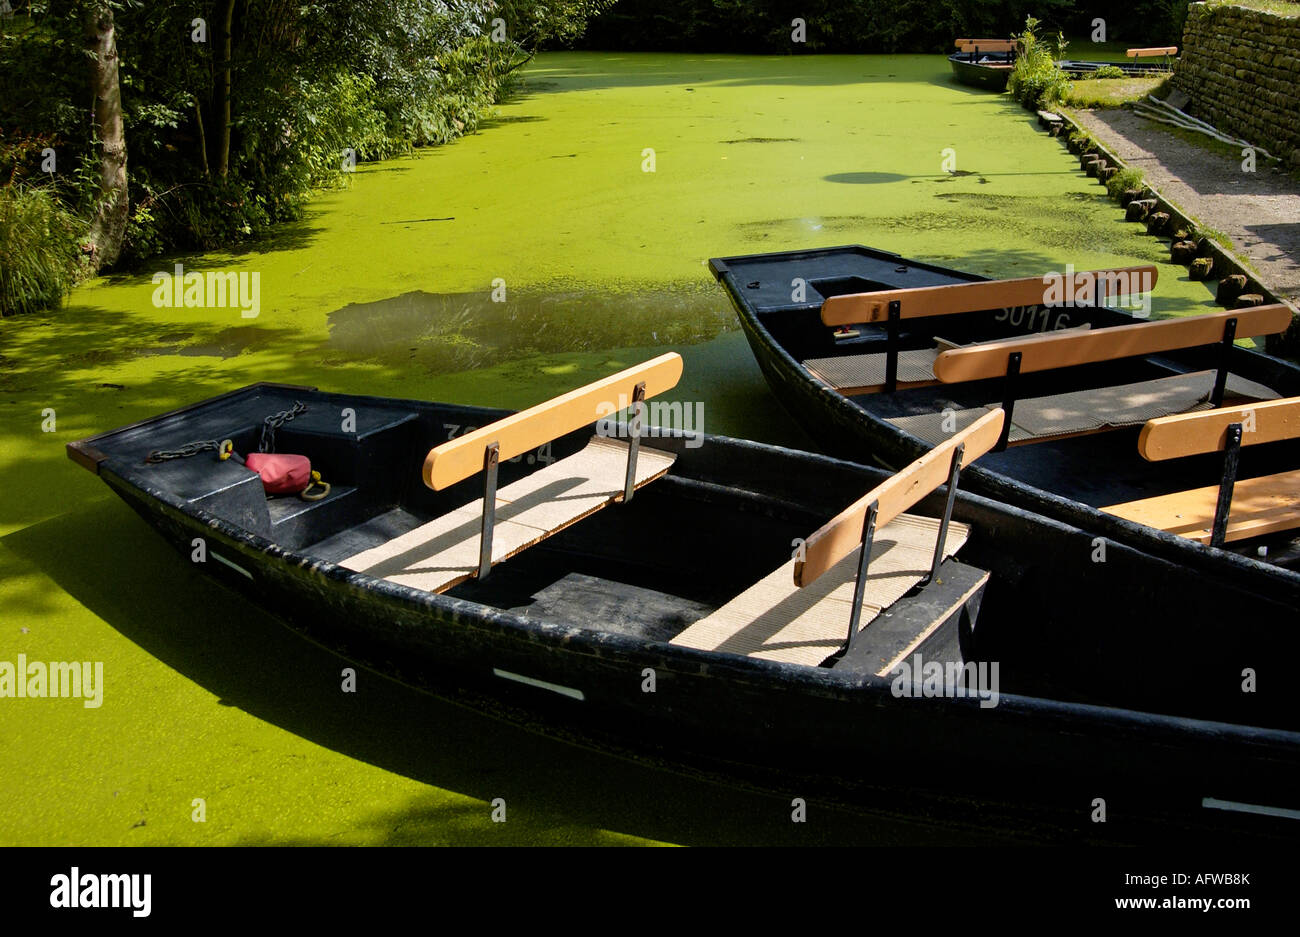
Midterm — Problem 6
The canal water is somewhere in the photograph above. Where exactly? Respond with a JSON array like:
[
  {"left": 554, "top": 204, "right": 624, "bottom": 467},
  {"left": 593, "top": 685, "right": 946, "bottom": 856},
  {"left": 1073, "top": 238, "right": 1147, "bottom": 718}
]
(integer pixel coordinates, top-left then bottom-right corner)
[{"left": 0, "top": 53, "right": 1224, "bottom": 844}]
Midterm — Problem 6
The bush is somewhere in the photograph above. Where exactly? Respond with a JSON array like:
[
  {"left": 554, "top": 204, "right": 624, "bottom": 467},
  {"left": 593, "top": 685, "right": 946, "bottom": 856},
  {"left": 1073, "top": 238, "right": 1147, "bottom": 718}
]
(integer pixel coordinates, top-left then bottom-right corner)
[
  {"left": 1089, "top": 65, "right": 1127, "bottom": 79},
  {"left": 1007, "top": 17, "right": 1071, "bottom": 109},
  {"left": 0, "top": 184, "right": 83, "bottom": 317},
  {"left": 1106, "top": 167, "right": 1146, "bottom": 199}
]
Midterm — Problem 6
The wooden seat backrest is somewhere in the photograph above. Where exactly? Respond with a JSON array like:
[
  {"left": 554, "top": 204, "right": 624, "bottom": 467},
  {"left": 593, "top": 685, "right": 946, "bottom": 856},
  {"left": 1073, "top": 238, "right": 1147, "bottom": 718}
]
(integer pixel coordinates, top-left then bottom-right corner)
[
  {"left": 1128, "top": 46, "right": 1177, "bottom": 58},
  {"left": 794, "top": 409, "right": 1005, "bottom": 587},
  {"left": 422, "top": 353, "right": 683, "bottom": 490},
  {"left": 821, "top": 266, "right": 1158, "bottom": 327},
  {"left": 1138, "top": 396, "right": 1300, "bottom": 461},
  {"left": 932, "top": 306, "right": 1293, "bottom": 384},
  {"left": 955, "top": 39, "right": 1018, "bottom": 53}
]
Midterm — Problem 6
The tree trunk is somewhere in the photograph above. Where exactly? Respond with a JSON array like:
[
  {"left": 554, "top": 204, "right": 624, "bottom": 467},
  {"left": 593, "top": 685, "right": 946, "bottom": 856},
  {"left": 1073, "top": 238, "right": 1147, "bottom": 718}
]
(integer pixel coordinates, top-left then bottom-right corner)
[
  {"left": 195, "top": 101, "right": 210, "bottom": 177},
  {"left": 83, "top": 1, "right": 128, "bottom": 269},
  {"left": 214, "top": 0, "right": 236, "bottom": 178}
]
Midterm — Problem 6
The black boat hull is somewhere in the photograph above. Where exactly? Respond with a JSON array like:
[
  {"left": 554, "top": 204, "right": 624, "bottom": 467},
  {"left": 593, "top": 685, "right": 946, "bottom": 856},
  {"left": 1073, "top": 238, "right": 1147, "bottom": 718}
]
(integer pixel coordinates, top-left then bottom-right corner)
[
  {"left": 75, "top": 383, "right": 1300, "bottom": 842},
  {"left": 948, "top": 52, "right": 1012, "bottom": 91}
]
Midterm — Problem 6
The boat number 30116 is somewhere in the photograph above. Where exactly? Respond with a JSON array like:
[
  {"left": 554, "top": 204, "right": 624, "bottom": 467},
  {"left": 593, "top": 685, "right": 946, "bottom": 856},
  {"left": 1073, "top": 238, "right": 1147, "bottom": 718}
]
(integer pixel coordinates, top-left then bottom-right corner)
[{"left": 995, "top": 305, "right": 1071, "bottom": 332}]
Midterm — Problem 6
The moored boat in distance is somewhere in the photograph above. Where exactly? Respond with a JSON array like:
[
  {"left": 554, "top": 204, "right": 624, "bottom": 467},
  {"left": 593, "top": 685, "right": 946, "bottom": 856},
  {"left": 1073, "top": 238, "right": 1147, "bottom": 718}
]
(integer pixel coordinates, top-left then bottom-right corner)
[
  {"left": 69, "top": 358, "right": 1300, "bottom": 842},
  {"left": 950, "top": 40, "right": 1177, "bottom": 91},
  {"left": 949, "top": 38, "right": 1017, "bottom": 91},
  {"left": 708, "top": 244, "right": 1300, "bottom": 593}
]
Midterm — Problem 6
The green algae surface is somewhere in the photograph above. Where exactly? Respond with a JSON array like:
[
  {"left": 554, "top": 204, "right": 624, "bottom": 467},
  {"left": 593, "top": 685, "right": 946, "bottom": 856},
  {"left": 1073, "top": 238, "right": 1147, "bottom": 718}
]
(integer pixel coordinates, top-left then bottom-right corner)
[{"left": 0, "top": 53, "right": 1228, "bottom": 846}]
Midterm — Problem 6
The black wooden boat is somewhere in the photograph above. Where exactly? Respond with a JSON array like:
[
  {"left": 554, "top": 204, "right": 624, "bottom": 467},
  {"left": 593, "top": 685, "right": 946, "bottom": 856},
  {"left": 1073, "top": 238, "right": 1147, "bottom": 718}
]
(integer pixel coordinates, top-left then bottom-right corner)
[
  {"left": 948, "top": 51, "right": 1015, "bottom": 91},
  {"left": 708, "top": 245, "right": 1300, "bottom": 596},
  {"left": 1057, "top": 59, "right": 1176, "bottom": 78},
  {"left": 948, "top": 39, "right": 1017, "bottom": 91},
  {"left": 69, "top": 362, "right": 1300, "bottom": 842}
]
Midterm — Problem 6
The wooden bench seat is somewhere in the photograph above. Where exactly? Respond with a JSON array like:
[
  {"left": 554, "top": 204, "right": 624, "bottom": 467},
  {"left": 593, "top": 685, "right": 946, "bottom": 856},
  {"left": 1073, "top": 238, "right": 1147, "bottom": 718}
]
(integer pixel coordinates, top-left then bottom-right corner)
[
  {"left": 1101, "top": 396, "right": 1300, "bottom": 546},
  {"left": 889, "top": 371, "right": 1279, "bottom": 447},
  {"left": 1128, "top": 46, "right": 1177, "bottom": 59},
  {"left": 671, "top": 514, "right": 973, "bottom": 667},
  {"left": 954, "top": 38, "right": 1019, "bottom": 54},
  {"left": 342, "top": 436, "right": 675, "bottom": 593},
  {"left": 344, "top": 353, "right": 684, "bottom": 592},
  {"left": 805, "top": 327, "right": 1096, "bottom": 396},
  {"left": 813, "top": 266, "right": 1153, "bottom": 395},
  {"left": 820, "top": 266, "right": 1157, "bottom": 328},
  {"left": 672, "top": 410, "right": 1004, "bottom": 668},
  {"left": 803, "top": 347, "right": 946, "bottom": 395},
  {"left": 1102, "top": 469, "right": 1300, "bottom": 545}
]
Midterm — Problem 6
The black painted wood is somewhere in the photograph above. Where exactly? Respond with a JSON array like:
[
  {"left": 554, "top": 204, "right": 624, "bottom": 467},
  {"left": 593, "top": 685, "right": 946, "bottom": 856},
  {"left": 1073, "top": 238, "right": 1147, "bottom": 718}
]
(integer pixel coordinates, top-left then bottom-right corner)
[
  {"left": 67, "top": 381, "right": 1300, "bottom": 842},
  {"left": 830, "top": 559, "right": 988, "bottom": 676}
]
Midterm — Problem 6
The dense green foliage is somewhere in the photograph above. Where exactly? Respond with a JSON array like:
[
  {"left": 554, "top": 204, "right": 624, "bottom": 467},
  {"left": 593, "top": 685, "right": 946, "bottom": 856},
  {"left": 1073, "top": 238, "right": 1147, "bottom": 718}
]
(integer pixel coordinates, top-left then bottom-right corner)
[
  {"left": 0, "top": 1, "right": 614, "bottom": 314},
  {"left": 1008, "top": 18, "right": 1071, "bottom": 109}
]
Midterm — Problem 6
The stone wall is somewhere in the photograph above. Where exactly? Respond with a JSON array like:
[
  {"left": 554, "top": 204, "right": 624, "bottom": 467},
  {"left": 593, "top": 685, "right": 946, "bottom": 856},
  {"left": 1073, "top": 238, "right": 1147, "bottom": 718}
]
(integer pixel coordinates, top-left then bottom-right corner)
[{"left": 1173, "top": 3, "right": 1300, "bottom": 168}]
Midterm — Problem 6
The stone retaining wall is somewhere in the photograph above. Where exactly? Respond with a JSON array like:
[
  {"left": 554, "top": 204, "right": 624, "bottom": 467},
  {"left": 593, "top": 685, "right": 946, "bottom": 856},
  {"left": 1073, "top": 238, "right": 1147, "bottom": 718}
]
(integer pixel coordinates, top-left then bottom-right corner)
[{"left": 1174, "top": 3, "right": 1300, "bottom": 168}]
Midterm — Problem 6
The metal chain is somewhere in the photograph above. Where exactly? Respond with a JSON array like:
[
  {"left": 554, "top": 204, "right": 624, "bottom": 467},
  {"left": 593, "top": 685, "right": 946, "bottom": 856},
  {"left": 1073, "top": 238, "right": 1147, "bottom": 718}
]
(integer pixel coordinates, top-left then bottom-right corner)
[
  {"left": 145, "top": 439, "right": 221, "bottom": 463},
  {"left": 259, "top": 401, "right": 307, "bottom": 453},
  {"left": 143, "top": 401, "right": 308, "bottom": 463}
]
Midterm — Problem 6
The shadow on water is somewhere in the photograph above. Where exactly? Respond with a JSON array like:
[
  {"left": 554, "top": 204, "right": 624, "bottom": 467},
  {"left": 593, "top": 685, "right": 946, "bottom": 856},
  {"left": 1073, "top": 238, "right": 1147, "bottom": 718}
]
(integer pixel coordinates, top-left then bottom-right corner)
[
  {"left": 1, "top": 502, "right": 1042, "bottom": 845},
  {"left": 325, "top": 285, "right": 736, "bottom": 374},
  {"left": 824, "top": 172, "right": 911, "bottom": 185}
]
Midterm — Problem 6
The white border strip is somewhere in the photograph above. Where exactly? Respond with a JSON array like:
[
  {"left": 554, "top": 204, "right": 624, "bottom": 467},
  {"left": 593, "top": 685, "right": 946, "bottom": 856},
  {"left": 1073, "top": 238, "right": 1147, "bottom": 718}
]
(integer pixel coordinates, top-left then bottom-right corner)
[
  {"left": 211, "top": 552, "right": 255, "bottom": 581},
  {"left": 492, "top": 668, "right": 584, "bottom": 701},
  {"left": 1202, "top": 797, "right": 1300, "bottom": 821}
]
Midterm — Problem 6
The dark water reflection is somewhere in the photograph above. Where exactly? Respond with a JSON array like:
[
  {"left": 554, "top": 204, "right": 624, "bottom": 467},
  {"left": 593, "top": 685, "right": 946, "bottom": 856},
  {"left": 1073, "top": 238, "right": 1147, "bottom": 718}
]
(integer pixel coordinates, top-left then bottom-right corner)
[{"left": 327, "top": 285, "right": 736, "bottom": 374}]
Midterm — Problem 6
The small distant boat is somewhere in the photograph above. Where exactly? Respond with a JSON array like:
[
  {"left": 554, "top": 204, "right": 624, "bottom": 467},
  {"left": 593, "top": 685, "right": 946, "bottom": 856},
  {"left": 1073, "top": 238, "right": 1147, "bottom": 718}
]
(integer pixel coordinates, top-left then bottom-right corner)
[
  {"left": 1059, "top": 46, "right": 1181, "bottom": 78},
  {"left": 950, "top": 40, "right": 1179, "bottom": 92},
  {"left": 69, "top": 359, "right": 1300, "bottom": 841},
  {"left": 948, "top": 38, "right": 1016, "bottom": 92}
]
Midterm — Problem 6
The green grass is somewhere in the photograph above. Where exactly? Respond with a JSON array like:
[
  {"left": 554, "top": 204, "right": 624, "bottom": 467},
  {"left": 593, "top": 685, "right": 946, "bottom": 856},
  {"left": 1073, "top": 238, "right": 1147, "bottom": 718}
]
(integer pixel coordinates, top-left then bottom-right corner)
[
  {"left": 1061, "top": 75, "right": 1170, "bottom": 109},
  {"left": 1198, "top": 224, "right": 1235, "bottom": 250},
  {"left": 1105, "top": 167, "right": 1146, "bottom": 199},
  {"left": 1203, "top": 0, "right": 1300, "bottom": 15}
]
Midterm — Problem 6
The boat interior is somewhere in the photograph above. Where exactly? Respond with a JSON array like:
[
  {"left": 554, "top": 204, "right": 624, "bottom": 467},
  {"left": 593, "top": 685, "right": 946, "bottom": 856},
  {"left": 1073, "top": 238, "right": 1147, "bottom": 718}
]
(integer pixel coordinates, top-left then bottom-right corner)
[
  {"left": 951, "top": 38, "right": 1017, "bottom": 68},
  {"left": 76, "top": 357, "right": 1299, "bottom": 728},
  {"left": 714, "top": 247, "right": 1300, "bottom": 567}
]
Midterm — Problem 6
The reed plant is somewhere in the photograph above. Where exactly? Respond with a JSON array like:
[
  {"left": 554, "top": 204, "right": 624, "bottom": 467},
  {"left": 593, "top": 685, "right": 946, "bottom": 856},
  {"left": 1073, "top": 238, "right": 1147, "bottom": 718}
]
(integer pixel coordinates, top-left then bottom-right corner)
[
  {"left": 0, "top": 185, "right": 83, "bottom": 317},
  {"left": 1007, "top": 17, "right": 1071, "bottom": 109}
]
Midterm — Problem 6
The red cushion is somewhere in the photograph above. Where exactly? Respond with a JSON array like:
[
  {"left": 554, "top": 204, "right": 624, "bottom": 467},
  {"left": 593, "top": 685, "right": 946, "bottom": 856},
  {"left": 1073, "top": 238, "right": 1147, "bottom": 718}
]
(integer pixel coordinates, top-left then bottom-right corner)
[{"left": 244, "top": 452, "right": 311, "bottom": 495}]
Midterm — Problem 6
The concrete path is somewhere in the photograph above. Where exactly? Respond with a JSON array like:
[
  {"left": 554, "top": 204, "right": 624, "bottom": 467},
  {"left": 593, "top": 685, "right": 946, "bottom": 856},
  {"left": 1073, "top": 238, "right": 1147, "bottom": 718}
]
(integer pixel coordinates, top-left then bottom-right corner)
[{"left": 1069, "top": 107, "right": 1300, "bottom": 310}]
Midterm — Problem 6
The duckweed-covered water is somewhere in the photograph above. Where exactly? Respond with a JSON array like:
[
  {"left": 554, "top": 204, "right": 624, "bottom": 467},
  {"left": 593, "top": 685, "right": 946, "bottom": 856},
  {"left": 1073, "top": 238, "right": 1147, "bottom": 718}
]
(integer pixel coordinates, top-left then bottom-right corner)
[{"left": 0, "top": 53, "right": 1224, "bottom": 845}]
